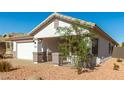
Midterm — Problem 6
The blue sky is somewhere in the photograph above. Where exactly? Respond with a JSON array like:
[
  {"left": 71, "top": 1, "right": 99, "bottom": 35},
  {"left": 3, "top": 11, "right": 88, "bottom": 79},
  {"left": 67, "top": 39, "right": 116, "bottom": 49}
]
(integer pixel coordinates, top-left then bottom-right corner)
[{"left": 0, "top": 12, "right": 124, "bottom": 43}]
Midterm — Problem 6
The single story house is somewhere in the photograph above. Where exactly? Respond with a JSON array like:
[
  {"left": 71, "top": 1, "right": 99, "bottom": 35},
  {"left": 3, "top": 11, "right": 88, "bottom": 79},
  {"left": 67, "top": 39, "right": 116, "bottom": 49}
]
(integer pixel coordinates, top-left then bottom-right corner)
[
  {"left": 1, "top": 33, "right": 27, "bottom": 58},
  {"left": 0, "top": 37, "right": 13, "bottom": 58},
  {"left": 12, "top": 13, "right": 118, "bottom": 64}
]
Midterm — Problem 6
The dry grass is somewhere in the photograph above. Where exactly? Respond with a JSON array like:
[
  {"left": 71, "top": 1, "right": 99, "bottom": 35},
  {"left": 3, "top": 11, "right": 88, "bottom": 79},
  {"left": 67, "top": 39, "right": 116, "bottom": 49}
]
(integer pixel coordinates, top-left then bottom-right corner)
[
  {"left": 0, "top": 58, "right": 124, "bottom": 80},
  {"left": 0, "top": 61, "right": 12, "bottom": 72}
]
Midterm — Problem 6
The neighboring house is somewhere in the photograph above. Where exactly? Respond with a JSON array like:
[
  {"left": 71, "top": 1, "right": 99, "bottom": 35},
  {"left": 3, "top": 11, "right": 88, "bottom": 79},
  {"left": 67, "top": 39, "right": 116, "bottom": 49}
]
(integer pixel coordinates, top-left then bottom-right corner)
[
  {"left": 11, "top": 13, "right": 118, "bottom": 64},
  {"left": 0, "top": 37, "right": 13, "bottom": 57},
  {"left": 0, "top": 33, "right": 26, "bottom": 58}
]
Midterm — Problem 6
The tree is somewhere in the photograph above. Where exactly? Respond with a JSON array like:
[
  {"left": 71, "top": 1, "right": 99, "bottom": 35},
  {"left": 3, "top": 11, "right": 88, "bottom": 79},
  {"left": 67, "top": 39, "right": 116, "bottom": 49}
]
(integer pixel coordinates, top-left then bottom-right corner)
[
  {"left": 122, "top": 42, "right": 124, "bottom": 47},
  {"left": 56, "top": 20, "right": 95, "bottom": 74}
]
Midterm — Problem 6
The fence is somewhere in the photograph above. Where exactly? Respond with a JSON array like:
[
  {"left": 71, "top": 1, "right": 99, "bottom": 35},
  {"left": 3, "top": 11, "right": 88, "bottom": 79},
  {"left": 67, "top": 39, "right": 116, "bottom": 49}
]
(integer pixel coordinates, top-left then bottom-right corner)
[{"left": 112, "top": 47, "right": 124, "bottom": 58}]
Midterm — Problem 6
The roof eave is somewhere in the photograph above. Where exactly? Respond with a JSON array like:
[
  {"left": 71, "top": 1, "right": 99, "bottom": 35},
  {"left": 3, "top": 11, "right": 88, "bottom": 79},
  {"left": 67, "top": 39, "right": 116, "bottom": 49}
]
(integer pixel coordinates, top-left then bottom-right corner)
[{"left": 93, "top": 25, "right": 119, "bottom": 45}]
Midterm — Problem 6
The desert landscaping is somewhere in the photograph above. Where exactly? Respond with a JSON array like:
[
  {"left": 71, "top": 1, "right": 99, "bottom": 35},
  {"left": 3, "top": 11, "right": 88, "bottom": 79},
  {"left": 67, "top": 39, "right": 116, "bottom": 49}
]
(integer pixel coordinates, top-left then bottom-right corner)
[
  {"left": 0, "top": 13, "right": 121, "bottom": 80},
  {"left": 0, "top": 58, "right": 124, "bottom": 80}
]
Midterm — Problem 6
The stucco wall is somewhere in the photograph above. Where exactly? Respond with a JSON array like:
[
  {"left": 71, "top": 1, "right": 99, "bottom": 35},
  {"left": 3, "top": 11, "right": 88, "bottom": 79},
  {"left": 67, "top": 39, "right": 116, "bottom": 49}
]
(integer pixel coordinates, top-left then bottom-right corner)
[
  {"left": 34, "top": 19, "right": 89, "bottom": 38},
  {"left": 97, "top": 36, "right": 110, "bottom": 58},
  {"left": 91, "top": 32, "right": 113, "bottom": 59},
  {"left": 34, "top": 20, "right": 71, "bottom": 38}
]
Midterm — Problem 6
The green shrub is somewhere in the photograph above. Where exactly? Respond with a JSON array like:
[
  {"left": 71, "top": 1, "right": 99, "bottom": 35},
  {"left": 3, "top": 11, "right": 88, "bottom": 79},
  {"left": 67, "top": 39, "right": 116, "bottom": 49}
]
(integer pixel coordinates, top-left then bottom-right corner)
[
  {"left": 122, "top": 42, "right": 124, "bottom": 47},
  {"left": 0, "top": 61, "right": 12, "bottom": 72}
]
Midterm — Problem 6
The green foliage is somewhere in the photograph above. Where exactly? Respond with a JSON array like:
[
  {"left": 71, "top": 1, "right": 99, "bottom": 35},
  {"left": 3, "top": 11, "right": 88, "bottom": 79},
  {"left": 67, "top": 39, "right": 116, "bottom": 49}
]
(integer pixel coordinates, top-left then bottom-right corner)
[
  {"left": 0, "top": 61, "right": 12, "bottom": 72},
  {"left": 122, "top": 42, "right": 124, "bottom": 47},
  {"left": 56, "top": 20, "right": 95, "bottom": 72}
]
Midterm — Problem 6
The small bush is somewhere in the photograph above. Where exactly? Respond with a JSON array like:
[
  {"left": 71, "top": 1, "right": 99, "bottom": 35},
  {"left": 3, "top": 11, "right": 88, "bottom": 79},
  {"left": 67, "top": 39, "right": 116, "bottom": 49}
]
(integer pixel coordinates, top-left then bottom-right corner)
[
  {"left": 77, "top": 68, "right": 82, "bottom": 75},
  {"left": 0, "top": 61, "right": 12, "bottom": 72},
  {"left": 113, "top": 63, "right": 120, "bottom": 71},
  {"left": 117, "top": 59, "right": 123, "bottom": 62}
]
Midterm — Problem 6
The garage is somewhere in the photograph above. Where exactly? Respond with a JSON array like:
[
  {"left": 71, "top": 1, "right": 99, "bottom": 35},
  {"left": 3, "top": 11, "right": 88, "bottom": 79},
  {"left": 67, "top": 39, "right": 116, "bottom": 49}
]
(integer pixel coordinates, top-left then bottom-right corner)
[{"left": 17, "top": 42, "right": 34, "bottom": 60}]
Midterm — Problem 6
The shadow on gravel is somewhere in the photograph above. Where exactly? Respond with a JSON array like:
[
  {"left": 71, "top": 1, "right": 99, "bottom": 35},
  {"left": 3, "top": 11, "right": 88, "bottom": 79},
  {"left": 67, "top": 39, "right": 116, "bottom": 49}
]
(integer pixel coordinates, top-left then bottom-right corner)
[{"left": 9, "top": 68, "right": 20, "bottom": 72}]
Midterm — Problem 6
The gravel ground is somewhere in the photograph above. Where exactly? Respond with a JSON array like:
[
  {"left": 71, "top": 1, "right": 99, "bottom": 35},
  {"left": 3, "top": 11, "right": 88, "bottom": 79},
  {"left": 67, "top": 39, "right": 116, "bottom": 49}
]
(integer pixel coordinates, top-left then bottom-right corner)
[{"left": 0, "top": 58, "right": 124, "bottom": 80}]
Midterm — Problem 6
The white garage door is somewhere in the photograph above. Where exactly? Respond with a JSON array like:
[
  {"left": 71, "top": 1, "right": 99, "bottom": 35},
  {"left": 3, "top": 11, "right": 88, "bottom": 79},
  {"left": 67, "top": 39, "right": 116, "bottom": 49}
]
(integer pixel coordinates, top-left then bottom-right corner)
[{"left": 17, "top": 42, "right": 34, "bottom": 60}]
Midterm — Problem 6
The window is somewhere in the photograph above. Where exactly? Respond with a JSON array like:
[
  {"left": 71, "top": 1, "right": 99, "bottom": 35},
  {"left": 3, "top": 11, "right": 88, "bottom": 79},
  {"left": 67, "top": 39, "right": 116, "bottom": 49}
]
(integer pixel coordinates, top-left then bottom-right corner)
[
  {"left": 109, "top": 43, "right": 113, "bottom": 54},
  {"left": 92, "top": 38, "right": 98, "bottom": 56},
  {"left": 109, "top": 43, "right": 111, "bottom": 54}
]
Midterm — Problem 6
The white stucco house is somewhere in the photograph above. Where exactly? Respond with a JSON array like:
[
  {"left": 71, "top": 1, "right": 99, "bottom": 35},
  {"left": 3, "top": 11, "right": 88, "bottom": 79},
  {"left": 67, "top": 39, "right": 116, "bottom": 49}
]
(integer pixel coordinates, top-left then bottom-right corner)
[{"left": 11, "top": 13, "right": 118, "bottom": 64}]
